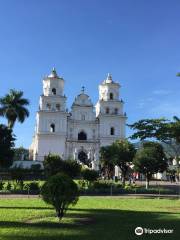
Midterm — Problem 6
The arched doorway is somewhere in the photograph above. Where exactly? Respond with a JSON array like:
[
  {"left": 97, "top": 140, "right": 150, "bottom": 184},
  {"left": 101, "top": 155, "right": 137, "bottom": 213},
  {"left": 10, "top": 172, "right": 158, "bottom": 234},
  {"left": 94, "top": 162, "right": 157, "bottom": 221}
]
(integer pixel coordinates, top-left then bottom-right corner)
[{"left": 78, "top": 151, "right": 90, "bottom": 166}]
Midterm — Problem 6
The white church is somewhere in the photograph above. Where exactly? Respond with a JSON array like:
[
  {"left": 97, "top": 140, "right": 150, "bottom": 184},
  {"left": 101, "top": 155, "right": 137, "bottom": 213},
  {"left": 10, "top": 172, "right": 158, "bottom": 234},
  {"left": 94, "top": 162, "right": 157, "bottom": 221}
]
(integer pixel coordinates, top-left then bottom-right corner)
[{"left": 29, "top": 68, "right": 127, "bottom": 169}]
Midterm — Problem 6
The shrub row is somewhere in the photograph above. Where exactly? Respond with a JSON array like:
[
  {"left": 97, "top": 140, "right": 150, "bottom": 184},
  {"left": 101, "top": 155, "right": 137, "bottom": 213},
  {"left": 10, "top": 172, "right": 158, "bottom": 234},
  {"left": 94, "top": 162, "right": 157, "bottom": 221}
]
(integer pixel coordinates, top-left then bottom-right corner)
[{"left": 0, "top": 181, "right": 41, "bottom": 194}]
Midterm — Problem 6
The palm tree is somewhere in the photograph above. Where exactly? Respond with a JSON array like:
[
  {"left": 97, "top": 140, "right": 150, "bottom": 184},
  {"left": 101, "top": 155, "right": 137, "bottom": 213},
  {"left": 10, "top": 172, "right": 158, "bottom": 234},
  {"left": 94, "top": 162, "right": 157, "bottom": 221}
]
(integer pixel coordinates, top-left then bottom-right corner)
[{"left": 0, "top": 89, "right": 29, "bottom": 128}]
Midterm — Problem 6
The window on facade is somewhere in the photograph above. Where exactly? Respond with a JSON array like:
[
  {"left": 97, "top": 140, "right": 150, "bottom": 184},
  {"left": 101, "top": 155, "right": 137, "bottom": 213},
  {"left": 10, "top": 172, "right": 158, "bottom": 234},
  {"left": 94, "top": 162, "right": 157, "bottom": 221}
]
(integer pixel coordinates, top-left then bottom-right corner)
[
  {"left": 46, "top": 103, "right": 51, "bottom": 110},
  {"left": 56, "top": 104, "right": 60, "bottom": 111},
  {"left": 110, "top": 127, "right": 115, "bottom": 135},
  {"left": 50, "top": 123, "right": 55, "bottom": 132},
  {"left": 110, "top": 93, "right": 114, "bottom": 100},
  {"left": 106, "top": 107, "right": 110, "bottom": 114},
  {"left": 52, "top": 88, "right": 56, "bottom": 95},
  {"left": 114, "top": 108, "right": 118, "bottom": 115},
  {"left": 78, "top": 131, "right": 87, "bottom": 140},
  {"left": 81, "top": 114, "right": 85, "bottom": 120}
]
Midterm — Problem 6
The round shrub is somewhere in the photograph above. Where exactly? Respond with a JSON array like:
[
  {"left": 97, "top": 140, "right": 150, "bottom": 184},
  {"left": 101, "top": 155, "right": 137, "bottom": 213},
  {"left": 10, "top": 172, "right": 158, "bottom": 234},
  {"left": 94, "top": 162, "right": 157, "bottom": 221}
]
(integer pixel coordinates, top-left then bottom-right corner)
[{"left": 41, "top": 173, "right": 79, "bottom": 220}]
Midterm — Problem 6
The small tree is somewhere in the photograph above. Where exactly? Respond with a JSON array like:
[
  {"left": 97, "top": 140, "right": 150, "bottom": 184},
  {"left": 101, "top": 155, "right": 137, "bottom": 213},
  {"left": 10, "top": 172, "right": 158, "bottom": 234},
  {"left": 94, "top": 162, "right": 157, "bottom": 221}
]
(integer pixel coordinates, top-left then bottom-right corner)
[
  {"left": 133, "top": 142, "right": 167, "bottom": 189},
  {"left": 13, "top": 147, "right": 29, "bottom": 161},
  {"left": 100, "top": 146, "right": 114, "bottom": 179},
  {"left": 0, "top": 124, "right": 15, "bottom": 169},
  {"left": 63, "top": 159, "right": 81, "bottom": 178},
  {"left": 41, "top": 173, "right": 79, "bottom": 220},
  {"left": 43, "top": 154, "right": 64, "bottom": 177},
  {"left": 111, "top": 140, "right": 136, "bottom": 186}
]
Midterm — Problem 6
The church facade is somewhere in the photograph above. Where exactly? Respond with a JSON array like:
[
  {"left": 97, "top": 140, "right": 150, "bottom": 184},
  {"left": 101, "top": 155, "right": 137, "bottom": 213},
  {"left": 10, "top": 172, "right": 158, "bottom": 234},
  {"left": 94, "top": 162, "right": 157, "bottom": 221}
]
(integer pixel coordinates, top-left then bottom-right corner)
[{"left": 29, "top": 69, "right": 127, "bottom": 169}]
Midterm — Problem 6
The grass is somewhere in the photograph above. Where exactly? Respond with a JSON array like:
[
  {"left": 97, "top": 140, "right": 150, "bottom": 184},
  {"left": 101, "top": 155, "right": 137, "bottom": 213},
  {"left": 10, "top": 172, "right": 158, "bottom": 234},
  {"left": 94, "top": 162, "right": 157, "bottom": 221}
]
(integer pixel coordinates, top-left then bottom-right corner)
[{"left": 0, "top": 197, "right": 179, "bottom": 240}]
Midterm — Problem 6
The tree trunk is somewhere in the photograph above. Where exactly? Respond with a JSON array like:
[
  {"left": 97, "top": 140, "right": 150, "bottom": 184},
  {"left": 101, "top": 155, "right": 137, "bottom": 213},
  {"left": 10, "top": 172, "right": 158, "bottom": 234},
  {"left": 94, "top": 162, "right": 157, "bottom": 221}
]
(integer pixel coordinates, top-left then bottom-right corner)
[
  {"left": 145, "top": 174, "right": 149, "bottom": 189},
  {"left": 56, "top": 208, "right": 64, "bottom": 220},
  {"left": 122, "top": 172, "right": 126, "bottom": 187}
]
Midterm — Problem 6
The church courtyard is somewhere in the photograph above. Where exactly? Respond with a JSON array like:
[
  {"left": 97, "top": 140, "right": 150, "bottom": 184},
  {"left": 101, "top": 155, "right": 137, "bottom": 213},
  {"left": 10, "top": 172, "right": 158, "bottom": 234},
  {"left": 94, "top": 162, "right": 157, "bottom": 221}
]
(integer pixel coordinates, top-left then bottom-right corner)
[{"left": 0, "top": 197, "right": 179, "bottom": 240}]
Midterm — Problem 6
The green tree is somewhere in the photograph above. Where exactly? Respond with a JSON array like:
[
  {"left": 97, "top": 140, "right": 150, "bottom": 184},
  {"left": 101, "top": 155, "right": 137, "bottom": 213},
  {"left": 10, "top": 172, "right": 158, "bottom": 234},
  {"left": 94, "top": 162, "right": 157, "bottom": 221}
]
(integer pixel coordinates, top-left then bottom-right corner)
[
  {"left": 63, "top": 159, "right": 81, "bottom": 178},
  {"left": 100, "top": 146, "right": 114, "bottom": 179},
  {"left": 133, "top": 142, "right": 167, "bottom": 189},
  {"left": 0, "top": 124, "right": 15, "bottom": 169},
  {"left": 128, "top": 118, "right": 180, "bottom": 161},
  {"left": 44, "top": 154, "right": 81, "bottom": 178},
  {"left": 13, "top": 147, "right": 29, "bottom": 161},
  {"left": 0, "top": 89, "right": 29, "bottom": 128},
  {"left": 111, "top": 140, "right": 136, "bottom": 186},
  {"left": 81, "top": 168, "right": 99, "bottom": 184},
  {"left": 43, "top": 154, "right": 64, "bottom": 177},
  {"left": 41, "top": 173, "right": 79, "bottom": 220}
]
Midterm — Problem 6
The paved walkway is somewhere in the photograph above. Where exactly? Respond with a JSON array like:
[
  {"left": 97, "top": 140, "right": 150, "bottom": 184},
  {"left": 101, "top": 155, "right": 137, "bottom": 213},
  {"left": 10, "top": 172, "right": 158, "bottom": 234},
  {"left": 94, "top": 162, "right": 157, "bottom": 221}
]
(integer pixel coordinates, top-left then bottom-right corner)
[{"left": 0, "top": 194, "right": 179, "bottom": 199}]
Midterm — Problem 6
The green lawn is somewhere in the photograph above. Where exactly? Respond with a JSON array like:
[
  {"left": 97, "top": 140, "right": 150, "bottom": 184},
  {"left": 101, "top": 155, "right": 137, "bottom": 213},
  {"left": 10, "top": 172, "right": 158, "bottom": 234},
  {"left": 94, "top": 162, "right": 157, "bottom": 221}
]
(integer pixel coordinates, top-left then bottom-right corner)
[{"left": 0, "top": 197, "right": 179, "bottom": 240}]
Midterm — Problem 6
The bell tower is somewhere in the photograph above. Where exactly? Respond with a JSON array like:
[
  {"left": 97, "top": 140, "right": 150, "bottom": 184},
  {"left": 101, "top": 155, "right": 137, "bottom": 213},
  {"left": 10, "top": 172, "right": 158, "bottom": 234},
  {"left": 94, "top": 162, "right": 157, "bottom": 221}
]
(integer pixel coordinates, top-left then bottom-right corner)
[
  {"left": 95, "top": 73, "right": 127, "bottom": 146},
  {"left": 31, "top": 68, "right": 68, "bottom": 160}
]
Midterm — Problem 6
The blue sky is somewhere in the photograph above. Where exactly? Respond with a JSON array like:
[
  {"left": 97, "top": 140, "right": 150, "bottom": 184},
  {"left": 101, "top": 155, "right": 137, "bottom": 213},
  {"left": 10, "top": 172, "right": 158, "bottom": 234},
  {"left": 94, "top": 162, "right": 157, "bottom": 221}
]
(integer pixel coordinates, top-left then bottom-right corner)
[{"left": 0, "top": 0, "right": 180, "bottom": 148}]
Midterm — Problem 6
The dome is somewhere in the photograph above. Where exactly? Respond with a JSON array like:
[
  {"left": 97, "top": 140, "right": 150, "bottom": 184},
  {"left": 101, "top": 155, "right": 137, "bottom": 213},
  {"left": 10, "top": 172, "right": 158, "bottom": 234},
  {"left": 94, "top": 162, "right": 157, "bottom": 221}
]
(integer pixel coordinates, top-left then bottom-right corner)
[
  {"left": 72, "top": 88, "right": 93, "bottom": 107},
  {"left": 47, "top": 68, "right": 60, "bottom": 78}
]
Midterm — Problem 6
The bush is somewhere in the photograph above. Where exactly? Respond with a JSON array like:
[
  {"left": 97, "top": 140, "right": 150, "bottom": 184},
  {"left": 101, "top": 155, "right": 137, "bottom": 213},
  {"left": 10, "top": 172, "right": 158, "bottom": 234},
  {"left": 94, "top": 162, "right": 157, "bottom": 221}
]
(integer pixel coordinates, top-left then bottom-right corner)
[
  {"left": 43, "top": 154, "right": 64, "bottom": 177},
  {"left": 81, "top": 169, "right": 99, "bottom": 183},
  {"left": 6, "top": 182, "right": 12, "bottom": 191},
  {"left": 44, "top": 154, "right": 81, "bottom": 178},
  {"left": 25, "top": 182, "right": 40, "bottom": 193},
  {"left": 63, "top": 159, "right": 81, "bottom": 178},
  {"left": 0, "top": 181, "right": 5, "bottom": 190},
  {"left": 41, "top": 173, "right": 79, "bottom": 220}
]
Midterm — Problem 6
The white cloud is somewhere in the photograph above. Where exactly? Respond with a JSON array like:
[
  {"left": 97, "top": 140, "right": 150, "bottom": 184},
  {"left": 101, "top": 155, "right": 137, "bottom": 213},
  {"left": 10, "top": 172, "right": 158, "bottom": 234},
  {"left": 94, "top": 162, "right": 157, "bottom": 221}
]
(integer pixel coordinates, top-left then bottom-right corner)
[
  {"left": 149, "top": 102, "right": 180, "bottom": 117},
  {"left": 137, "top": 97, "right": 153, "bottom": 109},
  {"left": 152, "top": 89, "right": 172, "bottom": 95}
]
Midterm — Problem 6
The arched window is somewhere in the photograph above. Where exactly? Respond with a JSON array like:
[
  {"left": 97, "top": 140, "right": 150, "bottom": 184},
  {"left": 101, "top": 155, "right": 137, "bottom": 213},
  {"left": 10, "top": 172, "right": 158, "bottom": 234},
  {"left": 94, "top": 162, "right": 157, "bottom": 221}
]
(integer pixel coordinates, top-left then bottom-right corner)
[
  {"left": 78, "top": 131, "right": 87, "bottom": 140},
  {"left": 114, "top": 108, "right": 118, "bottom": 115},
  {"left": 81, "top": 114, "right": 85, "bottom": 120},
  {"left": 110, "top": 92, "right": 114, "bottom": 100},
  {"left": 50, "top": 123, "right": 55, "bottom": 132},
  {"left": 110, "top": 127, "right": 115, "bottom": 135},
  {"left": 52, "top": 88, "right": 56, "bottom": 95},
  {"left": 56, "top": 104, "right": 60, "bottom": 111},
  {"left": 46, "top": 103, "right": 51, "bottom": 110},
  {"left": 106, "top": 107, "right": 110, "bottom": 114}
]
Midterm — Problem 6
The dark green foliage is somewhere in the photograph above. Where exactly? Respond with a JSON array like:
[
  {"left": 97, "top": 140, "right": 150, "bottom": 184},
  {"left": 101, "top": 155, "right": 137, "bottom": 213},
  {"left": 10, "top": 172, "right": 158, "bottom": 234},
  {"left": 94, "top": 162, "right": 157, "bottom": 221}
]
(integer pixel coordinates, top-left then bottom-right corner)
[
  {"left": 81, "top": 169, "right": 99, "bottom": 183},
  {"left": 133, "top": 142, "right": 167, "bottom": 188},
  {"left": 10, "top": 167, "right": 27, "bottom": 185},
  {"left": 111, "top": 140, "right": 136, "bottom": 186},
  {"left": 0, "top": 181, "right": 5, "bottom": 190},
  {"left": 0, "top": 124, "right": 15, "bottom": 168},
  {"left": 43, "top": 154, "right": 64, "bottom": 177},
  {"left": 41, "top": 173, "right": 79, "bottom": 220},
  {"left": 31, "top": 164, "right": 41, "bottom": 171},
  {"left": 100, "top": 146, "right": 114, "bottom": 179},
  {"left": 44, "top": 154, "right": 81, "bottom": 178},
  {"left": 25, "top": 182, "right": 40, "bottom": 193},
  {"left": 63, "top": 159, "right": 81, "bottom": 178},
  {"left": 13, "top": 147, "right": 29, "bottom": 161},
  {"left": 6, "top": 182, "right": 12, "bottom": 191},
  {"left": 0, "top": 89, "right": 29, "bottom": 128},
  {"left": 128, "top": 117, "right": 180, "bottom": 160}
]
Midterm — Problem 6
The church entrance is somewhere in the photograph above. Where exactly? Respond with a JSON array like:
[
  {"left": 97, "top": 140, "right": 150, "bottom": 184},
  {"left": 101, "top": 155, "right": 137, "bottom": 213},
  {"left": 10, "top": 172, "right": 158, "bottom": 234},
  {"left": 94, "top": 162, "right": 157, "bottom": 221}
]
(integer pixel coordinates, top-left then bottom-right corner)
[{"left": 78, "top": 151, "right": 90, "bottom": 166}]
